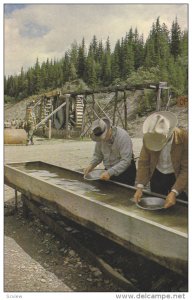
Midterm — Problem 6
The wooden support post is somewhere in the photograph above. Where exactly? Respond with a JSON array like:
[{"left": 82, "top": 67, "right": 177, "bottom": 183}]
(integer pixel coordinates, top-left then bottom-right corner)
[
  {"left": 165, "top": 88, "right": 171, "bottom": 111},
  {"left": 21, "top": 194, "right": 30, "bottom": 218},
  {"left": 156, "top": 87, "right": 162, "bottom": 111},
  {"left": 48, "top": 119, "right": 51, "bottom": 139},
  {"left": 15, "top": 189, "right": 18, "bottom": 211},
  {"left": 92, "top": 94, "right": 95, "bottom": 118},
  {"left": 113, "top": 90, "right": 118, "bottom": 126},
  {"left": 124, "top": 90, "right": 127, "bottom": 130},
  {"left": 65, "top": 95, "right": 70, "bottom": 137},
  {"left": 81, "top": 95, "right": 87, "bottom": 135}
]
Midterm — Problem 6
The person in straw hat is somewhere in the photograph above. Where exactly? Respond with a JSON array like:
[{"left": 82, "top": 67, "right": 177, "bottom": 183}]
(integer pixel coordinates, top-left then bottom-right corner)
[
  {"left": 84, "top": 117, "right": 136, "bottom": 185},
  {"left": 134, "top": 111, "right": 188, "bottom": 208}
]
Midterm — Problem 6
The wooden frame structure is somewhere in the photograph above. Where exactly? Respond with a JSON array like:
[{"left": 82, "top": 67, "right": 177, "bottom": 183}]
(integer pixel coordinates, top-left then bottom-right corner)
[{"left": 28, "top": 82, "right": 170, "bottom": 138}]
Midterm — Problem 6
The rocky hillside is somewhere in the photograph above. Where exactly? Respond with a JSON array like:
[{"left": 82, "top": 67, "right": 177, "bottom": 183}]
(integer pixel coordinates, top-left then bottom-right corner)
[{"left": 127, "top": 105, "right": 188, "bottom": 138}]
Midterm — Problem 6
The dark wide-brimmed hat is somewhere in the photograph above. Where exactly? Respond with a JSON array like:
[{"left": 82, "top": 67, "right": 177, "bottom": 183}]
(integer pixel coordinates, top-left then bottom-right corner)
[
  {"left": 90, "top": 118, "right": 111, "bottom": 142},
  {"left": 143, "top": 111, "right": 178, "bottom": 151}
]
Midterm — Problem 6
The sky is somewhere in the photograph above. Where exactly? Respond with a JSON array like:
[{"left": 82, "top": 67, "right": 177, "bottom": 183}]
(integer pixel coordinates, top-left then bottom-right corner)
[{"left": 3, "top": 2, "right": 188, "bottom": 77}]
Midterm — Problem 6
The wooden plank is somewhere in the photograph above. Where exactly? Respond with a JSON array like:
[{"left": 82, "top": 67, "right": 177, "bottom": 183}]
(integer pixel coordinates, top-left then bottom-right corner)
[
  {"left": 124, "top": 90, "right": 128, "bottom": 130},
  {"left": 36, "top": 101, "right": 66, "bottom": 129}
]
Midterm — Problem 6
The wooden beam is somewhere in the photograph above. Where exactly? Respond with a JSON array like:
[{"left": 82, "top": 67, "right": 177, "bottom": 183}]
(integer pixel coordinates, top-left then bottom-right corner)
[
  {"left": 35, "top": 101, "right": 66, "bottom": 129},
  {"left": 156, "top": 87, "right": 162, "bottom": 111},
  {"left": 112, "top": 90, "right": 118, "bottom": 125},
  {"left": 65, "top": 95, "right": 70, "bottom": 133},
  {"left": 124, "top": 90, "right": 128, "bottom": 130},
  {"left": 116, "top": 102, "right": 125, "bottom": 128},
  {"left": 68, "top": 83, "right": 159, "bottom": 97}
]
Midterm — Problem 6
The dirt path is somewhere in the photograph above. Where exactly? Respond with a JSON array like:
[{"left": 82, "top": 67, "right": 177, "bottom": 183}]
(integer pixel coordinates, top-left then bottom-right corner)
[{"left": 4, "top": 137, "right": 143, "bottom": 167}]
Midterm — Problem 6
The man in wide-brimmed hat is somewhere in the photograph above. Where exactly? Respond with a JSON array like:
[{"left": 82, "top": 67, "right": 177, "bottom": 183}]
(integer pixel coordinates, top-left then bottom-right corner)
[
  {"left": 84, "top": 117, "right": 136, "bottom": 185},
  {"left": 134, "top": 111, "right": 188, "bottom": 208}
]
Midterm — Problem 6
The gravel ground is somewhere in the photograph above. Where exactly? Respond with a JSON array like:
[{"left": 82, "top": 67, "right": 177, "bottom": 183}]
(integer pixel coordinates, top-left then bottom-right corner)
[{"left": 4, "top": 236, "right": 72, "bottom": 292}]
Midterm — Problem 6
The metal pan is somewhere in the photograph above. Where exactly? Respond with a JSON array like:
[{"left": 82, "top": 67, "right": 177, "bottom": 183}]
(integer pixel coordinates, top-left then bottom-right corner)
[
  {"left": 136, "top": 197, "right": 165, "bottom": 211},
  {"left": 84, "top": 169, "right": 104, "bottom": 181}
]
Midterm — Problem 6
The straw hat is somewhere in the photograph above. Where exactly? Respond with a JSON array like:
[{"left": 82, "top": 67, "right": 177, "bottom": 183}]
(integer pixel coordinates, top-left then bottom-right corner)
[
  {"left": 91, "top": 118, "right": 111, "bottom": 142},
  {"left": 143, "top": 111, "right": 178, "bottom": 151}
]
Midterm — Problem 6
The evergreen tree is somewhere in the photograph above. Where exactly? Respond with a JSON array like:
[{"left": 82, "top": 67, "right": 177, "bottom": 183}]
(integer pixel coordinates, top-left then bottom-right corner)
[
  {"left": 96, "top": 40, "right": 104, "bottom": 82},
  {"left": 144, "top": 37, "right": 156, "bottom": 68},
  {"left": 133, "top": 29, "right": 144, "bottom": 70},
  {"left": 4, "top": 75, "right": 7, "bottom": 95},
  {"left": 62, "top": 53, "right": 70, "bottom": 82},
  {"left": 101, "top": 37, "right": 112, "bottom": 85},
  {"left": 34, "top": 58, "right": 42, "bottom": 92},
  {"left": 26, "top": 68, "right": 35, "bottom": 96},
  {"left": 111, "top": 39, "right": 121, "bottom": 82},
  {"left": 77, "top": 38, "right": 86, "bottom": 80},
  {"left": 18, "top": 67, "right": 28, "bottom": 98},
  {"left": 144, "top": 17, "right": 170, "bottom": 68},
  {"left": 91, "top": 35, "right": 98, "bottom": 61},
  {"left": 167, "top": 56, "right": 186, "bottom": 95},
  {"left": 41, "top": 61, "right": 49, "bottom": 90},
  {"left": 170, "top": 17, "right": 182, "bottom": 60},
  {"left": 68, "top": 62, "right": 77, "bottom": 81},
  {"left": 85, "top": 47, "right": 97, "bottom": 87},
  {"left": 122, "top": 37, "right": 135, "bottom": 78},
  {"left": 70, "top": 41, "right": 78, "bottom": 70}
]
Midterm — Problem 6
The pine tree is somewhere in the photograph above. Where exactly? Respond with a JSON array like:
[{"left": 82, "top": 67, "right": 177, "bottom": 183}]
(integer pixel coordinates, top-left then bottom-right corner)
[
  {"left": 170, "top": 17, "right": 182, "bottom": 60},
  {"left": 18, "top": 67, "right": 28, "bottom": 98},
  {"left": 34, "top": 58, "right": 42, "bottom": 92},
  {"left": 68, "top": 62, "right": 77, "bottom": 81},
  {"left": 77, "top": 38, "right": 86, "bottom": 80},
  {"left": 122, "top": 36, "right": 135, "bottom": 78},
  {"left": 91, "top": 35, "right": 98, "bottom": 61},
  {"left": 63, "top": 53, "right": 70, "bottom": 82},
  {"left": 96, "top": 40, "right": 104, "bottom": 82},
  {"left": 101, "top": 37, "right": 112, "bottom": 85},
  {"left": 85, "top": 47, "right": 97, "bottom": 88},
  {"left": 41, "top": 61, "right": 49, "bottom": 90},
  {"left": 26, "top": 68, "right": 35, "bottom": 95},
  {"left": 133, "top": 29, "right": 144, "bottom": 70},
  {"left": 111, "top": 39, "right": 121, "bottom": 82},
  {"left": 70, "top": 41, "right": 78, "bottom": 70}
]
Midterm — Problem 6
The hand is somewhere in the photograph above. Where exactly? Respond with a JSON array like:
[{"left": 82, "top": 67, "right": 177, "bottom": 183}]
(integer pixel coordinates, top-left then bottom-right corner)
[
  {"left": 134, "top": 188, "right": 143, "bottom": 203},
  {"left": 164, "top": 191, "right": 176, "bottom": 209},
  {"left": 84, "top": 165, "right": 94, "bottom": 176},
  {"left": 100, "top": 171, "right": 110, "bottom": 181}
]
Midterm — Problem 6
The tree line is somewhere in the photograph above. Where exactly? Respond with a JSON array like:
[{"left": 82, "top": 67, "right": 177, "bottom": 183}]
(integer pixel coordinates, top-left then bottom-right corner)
[{"left": 4, "top": 17, "right": 188, "bottom": 103}]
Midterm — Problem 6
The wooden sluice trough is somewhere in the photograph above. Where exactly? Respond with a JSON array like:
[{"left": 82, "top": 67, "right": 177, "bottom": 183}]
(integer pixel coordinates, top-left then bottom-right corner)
[{"left": 4, "top": 161, "right": 188, "bottom": 277}]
